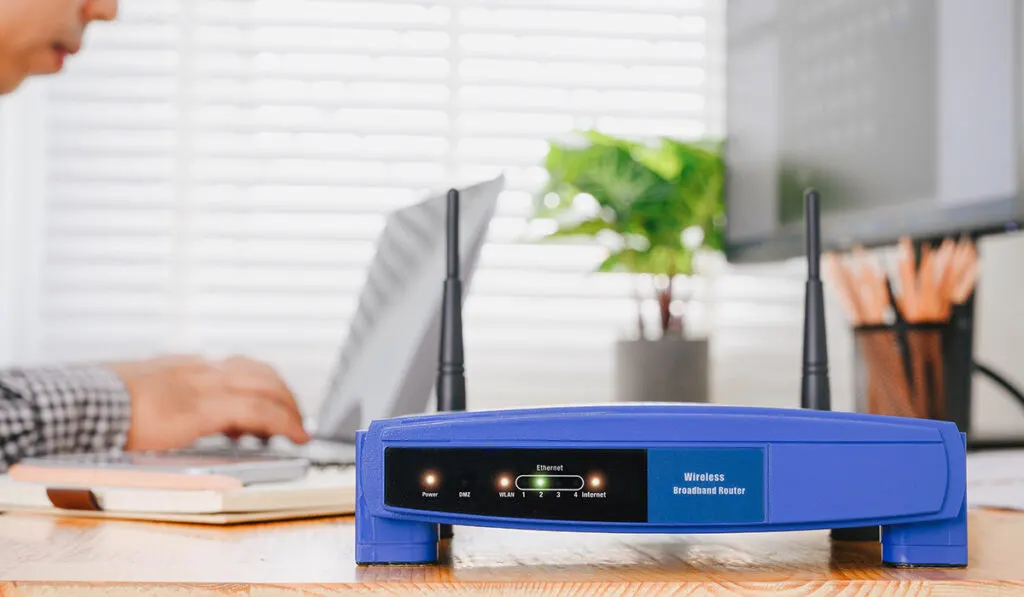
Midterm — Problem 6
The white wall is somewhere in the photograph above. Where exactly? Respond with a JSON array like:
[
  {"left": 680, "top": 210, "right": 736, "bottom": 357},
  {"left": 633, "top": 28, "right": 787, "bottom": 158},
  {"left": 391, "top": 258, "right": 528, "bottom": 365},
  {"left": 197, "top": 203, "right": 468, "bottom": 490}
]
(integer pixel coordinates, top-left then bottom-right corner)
[
  {"left": 0, "top": 82, "right": 47, "bottom": 366},
  {"left": 972, "top": 231, "right": 1024, "bottom": 439}
]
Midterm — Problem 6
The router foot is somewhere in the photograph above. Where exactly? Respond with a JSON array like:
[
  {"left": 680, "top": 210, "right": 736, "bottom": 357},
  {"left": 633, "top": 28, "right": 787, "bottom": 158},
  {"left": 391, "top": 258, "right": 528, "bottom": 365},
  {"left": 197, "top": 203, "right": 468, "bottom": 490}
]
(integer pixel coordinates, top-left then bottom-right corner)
[
  {"left": 881, "top": 501, "right": 967, "bottom": 568},
  {"left": 355, "top": 516, "right": 439, "bottom": 566},
  {"left": 830, "top": 526, "right": 879, "bottom": 541}
]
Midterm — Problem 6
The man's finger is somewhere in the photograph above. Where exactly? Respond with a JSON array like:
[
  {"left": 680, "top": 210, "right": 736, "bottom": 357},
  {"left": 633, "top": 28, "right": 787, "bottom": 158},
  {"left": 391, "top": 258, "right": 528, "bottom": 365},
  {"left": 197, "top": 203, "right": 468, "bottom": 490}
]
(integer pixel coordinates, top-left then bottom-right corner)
[
  {"left": 220, "top": 357, "right": 302, "bottom": 417},
  {"left": 214, "top": 376, "right": 307, "bottom": 443},
  {"left": 204, "top": 395, "right": 310, "bottom": 445}
]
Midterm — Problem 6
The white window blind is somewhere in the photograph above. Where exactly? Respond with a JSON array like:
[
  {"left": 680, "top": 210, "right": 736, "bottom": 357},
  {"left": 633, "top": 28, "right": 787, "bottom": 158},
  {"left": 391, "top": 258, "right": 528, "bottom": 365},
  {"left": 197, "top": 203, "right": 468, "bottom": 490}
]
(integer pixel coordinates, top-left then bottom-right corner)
[{"left": 35, "top": 0, "right": 740, "bottom": 414}]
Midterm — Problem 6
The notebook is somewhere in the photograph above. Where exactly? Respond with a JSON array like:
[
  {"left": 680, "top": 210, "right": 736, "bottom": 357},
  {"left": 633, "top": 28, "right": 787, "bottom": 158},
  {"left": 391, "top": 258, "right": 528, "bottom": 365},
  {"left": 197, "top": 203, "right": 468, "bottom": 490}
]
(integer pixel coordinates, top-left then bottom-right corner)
[{"left": 0, "top": 466, "right": 355, "bottom": 525}]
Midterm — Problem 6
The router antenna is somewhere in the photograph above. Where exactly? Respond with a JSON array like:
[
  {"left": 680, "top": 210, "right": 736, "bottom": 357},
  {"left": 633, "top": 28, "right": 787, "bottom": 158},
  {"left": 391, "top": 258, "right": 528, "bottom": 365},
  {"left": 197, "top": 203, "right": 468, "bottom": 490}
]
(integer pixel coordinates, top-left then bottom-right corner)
[
  {"left": 801, "top": 188, "right": 831, "bottom": 411},
  {"left": 438, "top": 188, "right": 466, "bottom": 415},
  {"left": 446, "top": 189, "right": 460, "bottom": 280}
]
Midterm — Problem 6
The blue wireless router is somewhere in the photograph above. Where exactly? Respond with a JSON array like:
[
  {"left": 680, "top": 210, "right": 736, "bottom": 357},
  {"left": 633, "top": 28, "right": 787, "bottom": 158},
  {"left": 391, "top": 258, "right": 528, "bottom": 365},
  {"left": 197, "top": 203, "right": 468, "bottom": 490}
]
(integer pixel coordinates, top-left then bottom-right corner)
[
  {"left": 355, "top": 405, "right": 967, "bottom": 567},
  {"left": 354, "top": 189, "right": 969, "bottom": 568}
]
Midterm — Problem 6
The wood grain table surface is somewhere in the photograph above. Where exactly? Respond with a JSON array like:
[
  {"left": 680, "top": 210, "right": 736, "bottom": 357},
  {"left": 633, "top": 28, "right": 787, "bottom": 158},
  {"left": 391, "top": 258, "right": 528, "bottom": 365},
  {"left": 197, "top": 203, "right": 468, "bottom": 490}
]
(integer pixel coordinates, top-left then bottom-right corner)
[{"left": 0, "top": 509, "right": 1019, "bottom": 596}]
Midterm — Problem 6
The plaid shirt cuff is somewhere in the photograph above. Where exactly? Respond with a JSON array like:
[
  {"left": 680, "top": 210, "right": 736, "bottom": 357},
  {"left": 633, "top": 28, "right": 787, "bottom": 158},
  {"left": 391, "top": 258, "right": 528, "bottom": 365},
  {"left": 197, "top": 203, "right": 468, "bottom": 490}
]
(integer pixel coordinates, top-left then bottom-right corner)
[{"left": 0, "top": 364, "right": 131, "bottom": 469}]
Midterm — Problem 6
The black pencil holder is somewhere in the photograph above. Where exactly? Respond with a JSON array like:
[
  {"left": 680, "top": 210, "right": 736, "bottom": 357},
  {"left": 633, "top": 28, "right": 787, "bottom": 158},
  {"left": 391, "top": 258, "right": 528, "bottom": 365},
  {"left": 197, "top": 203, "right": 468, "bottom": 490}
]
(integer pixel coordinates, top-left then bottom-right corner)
[
  {"left": 853, "top": 323, "right": 952, "bottom": 421},
  {"left": 852, "top": 306, "right": 975, "bottom": 434}
]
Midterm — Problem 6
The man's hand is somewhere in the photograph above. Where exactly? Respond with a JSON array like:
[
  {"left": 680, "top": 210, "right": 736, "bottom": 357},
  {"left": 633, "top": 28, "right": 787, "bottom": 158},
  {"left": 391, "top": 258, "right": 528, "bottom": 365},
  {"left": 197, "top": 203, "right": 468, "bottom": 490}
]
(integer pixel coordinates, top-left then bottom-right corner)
[{"left": 108, "top": 355, "right": 310, "bottom": 452}]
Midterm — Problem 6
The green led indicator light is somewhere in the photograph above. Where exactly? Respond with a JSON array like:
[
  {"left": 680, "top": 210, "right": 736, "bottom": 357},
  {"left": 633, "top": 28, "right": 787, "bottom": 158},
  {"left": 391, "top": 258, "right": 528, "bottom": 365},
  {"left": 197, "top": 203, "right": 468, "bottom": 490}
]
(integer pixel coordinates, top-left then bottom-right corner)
[{"left": 534, "top": 477, "right": 547, "bottom": 489}]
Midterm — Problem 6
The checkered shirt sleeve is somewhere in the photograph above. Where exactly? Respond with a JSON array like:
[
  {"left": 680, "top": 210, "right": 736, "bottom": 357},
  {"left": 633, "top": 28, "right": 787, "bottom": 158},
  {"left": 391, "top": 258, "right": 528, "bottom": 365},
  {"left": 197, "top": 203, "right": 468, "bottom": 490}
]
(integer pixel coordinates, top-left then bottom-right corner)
[{"left": 0, "top": 364, "right": 131, "bottom": 471}]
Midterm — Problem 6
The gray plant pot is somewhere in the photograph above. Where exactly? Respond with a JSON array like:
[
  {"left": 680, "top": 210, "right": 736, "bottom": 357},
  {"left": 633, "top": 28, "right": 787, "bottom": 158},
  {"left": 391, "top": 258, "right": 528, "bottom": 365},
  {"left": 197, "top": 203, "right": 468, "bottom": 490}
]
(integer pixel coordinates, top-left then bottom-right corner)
[{"left": 615, "top": 337, "right": 710, "bottom": 403}]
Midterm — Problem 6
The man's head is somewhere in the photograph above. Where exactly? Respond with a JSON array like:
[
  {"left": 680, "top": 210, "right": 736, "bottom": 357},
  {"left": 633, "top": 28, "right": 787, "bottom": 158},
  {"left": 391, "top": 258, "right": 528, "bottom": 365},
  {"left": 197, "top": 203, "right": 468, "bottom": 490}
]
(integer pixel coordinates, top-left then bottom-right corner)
[{"left": 0, "top": 0, "right": 117, "bottom": 94}]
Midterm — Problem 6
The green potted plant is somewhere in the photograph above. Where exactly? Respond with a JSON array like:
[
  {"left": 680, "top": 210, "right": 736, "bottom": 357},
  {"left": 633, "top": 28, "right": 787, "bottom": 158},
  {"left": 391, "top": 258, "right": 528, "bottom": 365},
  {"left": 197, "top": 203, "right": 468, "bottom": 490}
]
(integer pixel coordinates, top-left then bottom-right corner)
[{"left": 532, "top": 131, "right": 725, "bottom": 403}]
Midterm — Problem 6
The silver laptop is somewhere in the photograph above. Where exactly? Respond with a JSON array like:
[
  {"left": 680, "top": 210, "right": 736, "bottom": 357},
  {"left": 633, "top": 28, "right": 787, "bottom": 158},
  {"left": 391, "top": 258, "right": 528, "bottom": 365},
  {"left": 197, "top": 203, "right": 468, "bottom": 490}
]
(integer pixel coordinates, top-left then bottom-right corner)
[{"left": 191, "top": 175, "right": 504, "bottom": 466}]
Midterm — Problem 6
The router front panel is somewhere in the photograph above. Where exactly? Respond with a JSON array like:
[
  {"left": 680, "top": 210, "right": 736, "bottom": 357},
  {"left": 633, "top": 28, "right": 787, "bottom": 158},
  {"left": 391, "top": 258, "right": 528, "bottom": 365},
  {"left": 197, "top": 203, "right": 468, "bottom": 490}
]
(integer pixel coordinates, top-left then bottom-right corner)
[
  {"left": 355, "top": 405, "right": 968, "bottom": 568},
  {"left": 385, "top": 448, "right": 648, "bottom": 522},
  {"left": 383, "top": 447, "right": 768, "bottom": 524}
]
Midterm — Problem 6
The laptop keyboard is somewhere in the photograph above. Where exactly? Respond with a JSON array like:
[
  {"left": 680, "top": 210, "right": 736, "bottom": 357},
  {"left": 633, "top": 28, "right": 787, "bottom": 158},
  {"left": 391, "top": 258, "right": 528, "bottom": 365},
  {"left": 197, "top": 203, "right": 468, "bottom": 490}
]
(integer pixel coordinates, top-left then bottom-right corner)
[{"left": 186, "top": 436, "right": 356, "bottom": 468}]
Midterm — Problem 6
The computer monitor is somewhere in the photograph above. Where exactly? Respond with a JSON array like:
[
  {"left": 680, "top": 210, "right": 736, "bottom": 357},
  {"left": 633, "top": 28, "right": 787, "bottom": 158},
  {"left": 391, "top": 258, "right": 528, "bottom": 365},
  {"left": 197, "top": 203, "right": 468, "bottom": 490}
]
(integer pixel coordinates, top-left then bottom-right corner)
[
  {"left": 314, "top": 174, "right": 504, "bottom": 441},
  {"left": 724, "top": 0, "right": 1023, "bottom": 262}
]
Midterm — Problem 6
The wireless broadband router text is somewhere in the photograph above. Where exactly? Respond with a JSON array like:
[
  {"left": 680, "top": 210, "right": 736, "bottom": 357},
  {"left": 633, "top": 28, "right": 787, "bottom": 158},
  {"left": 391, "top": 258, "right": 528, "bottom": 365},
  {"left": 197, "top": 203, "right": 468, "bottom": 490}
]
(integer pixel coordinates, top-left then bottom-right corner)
[{"left": 354, "top": 188, "right": 969, "bottom": 569}]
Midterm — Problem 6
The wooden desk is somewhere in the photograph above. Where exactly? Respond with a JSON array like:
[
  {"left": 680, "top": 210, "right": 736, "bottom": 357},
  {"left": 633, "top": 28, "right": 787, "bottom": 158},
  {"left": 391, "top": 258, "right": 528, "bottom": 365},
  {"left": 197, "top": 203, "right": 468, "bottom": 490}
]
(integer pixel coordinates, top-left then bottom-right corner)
[{"left": 0, "top": 509, "right": 1019, "bottom": 595}]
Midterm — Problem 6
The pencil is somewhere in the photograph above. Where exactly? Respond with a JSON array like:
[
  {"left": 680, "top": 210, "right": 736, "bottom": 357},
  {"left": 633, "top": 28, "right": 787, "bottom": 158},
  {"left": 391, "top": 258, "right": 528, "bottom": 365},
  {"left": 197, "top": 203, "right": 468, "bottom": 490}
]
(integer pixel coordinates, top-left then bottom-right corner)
[
  {"left": 825, "top": 252, "right": 863, "bottom": 325},
  {"left": 896, "top": 237, "right": 919, "bottom": 322},
  {"left": 852, "top": 245, "right": 888, "bottom": 325}
]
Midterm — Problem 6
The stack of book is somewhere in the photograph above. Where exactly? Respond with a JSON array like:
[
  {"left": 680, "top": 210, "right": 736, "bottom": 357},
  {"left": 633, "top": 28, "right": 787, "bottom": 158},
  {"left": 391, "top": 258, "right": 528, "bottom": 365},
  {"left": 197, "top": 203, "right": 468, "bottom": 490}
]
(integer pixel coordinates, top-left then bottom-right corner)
[{"left": 0, "top": 466, "right": 355, "bottom": 525}]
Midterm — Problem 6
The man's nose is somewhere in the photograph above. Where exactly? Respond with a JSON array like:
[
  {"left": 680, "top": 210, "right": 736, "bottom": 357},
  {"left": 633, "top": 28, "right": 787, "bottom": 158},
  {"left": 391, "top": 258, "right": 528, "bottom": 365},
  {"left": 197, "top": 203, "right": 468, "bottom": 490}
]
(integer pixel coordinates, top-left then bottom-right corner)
[{"left": 83, "top": 0, "right": 119, "bottom": 22}]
